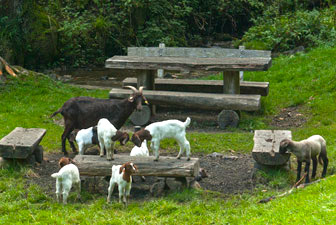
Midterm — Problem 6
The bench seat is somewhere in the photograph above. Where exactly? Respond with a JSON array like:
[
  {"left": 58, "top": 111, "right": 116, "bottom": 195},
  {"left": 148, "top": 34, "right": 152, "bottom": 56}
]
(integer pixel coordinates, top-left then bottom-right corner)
[
  {"left": 122, "top": 77, "right": 269, "bottom": 96},
  {"left": 109, "top": 88, "right": 261, "bottom": 111}
]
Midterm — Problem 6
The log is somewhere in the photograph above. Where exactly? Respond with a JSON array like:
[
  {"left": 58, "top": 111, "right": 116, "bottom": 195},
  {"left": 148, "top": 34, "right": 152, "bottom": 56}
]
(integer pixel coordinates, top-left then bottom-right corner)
[
  {"left": 109, "top": 88, "right": 261, "bottom": 111},
  {"left": 0, "top": 127, "right": 46, "bottom": 159},
  {"left": 252, "top": 130, "right": 291, "bottom": 166},
  {"left": 122, "top": 78, "right": 269, "bottom": 96},
  {"left": 105, "top": 56, "right": 272, "bottom": 72},
  {"left": 217, "top": 110, "right": 240, "bottom": 128},
  {"left": 73, "top": 155, "right": 200, "bottom": 177}
]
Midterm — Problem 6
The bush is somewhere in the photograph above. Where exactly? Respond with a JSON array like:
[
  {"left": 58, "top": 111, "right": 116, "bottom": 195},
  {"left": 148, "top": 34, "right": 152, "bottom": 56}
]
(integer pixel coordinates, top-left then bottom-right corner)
[{"left": 240, "top": 7, "right": 336, "bottom": 51}]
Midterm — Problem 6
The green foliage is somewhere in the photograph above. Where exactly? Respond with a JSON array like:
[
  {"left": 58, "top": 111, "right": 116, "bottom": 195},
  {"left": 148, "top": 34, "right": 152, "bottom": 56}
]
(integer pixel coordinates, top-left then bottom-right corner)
[{"left": 240, "top": 7, "right": 336, "bottom": 51}]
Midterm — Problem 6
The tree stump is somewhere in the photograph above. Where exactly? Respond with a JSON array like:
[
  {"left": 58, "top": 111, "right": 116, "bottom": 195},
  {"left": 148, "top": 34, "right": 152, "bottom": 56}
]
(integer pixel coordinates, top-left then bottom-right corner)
[
  {"left": 252, "top": 130, "right": 291, "bottom": 166},
  {"left": 217, "top": 110, "right": 240, "bottom": 129},
  {"left": 130, "top": 105, "right": 151, "bottom": 126}
]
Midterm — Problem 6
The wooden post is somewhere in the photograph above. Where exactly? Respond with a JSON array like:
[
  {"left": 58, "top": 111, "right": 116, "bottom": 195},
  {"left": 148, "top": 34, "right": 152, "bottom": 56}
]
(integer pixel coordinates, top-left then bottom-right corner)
[
  {"left": 223, "top": 71, "right": 240, "bottom": 94},
  {"left": 157, "top": 43, "right": 165, "bottom": 78},
  {"left": 137, "top": 70, "right": 156, "bottom": 116},
  {"left": 239, "top": 46, "right": 245, "bottom": 81}
]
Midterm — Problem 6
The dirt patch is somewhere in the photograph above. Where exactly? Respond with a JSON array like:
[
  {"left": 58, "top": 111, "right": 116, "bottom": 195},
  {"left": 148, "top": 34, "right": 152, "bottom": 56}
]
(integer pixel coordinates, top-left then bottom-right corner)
[
  {"left": 27, "top": 151, "right": 255, "bottom": 201},
  {"left": 270, "top": 106, "right": 308, "bottom": 128}
]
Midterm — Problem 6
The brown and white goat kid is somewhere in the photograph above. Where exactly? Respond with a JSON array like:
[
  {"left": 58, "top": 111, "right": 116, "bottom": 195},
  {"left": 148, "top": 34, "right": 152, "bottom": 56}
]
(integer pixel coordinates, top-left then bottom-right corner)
[
  {"left": 58, "top": 157, "right": 75, "bottom": 168},
  {"left": 97, "top": 118, "right": 129, "bottom": 160},
  {"left": 51, "top": 157, "right": 81, "bottom": 204},
  {"left": 280, "top": 135, "right": 329, "bottom": 183},
  {"left": 107, "top": 162, "right": 138, "bottom": 206},
  {"left": 131, "top": 117, "right": 191, "bottom": 161}
]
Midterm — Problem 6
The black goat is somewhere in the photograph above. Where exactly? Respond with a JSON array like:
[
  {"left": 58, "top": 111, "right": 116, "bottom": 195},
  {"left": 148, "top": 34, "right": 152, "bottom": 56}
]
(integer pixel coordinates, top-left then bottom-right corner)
[{"left": 50, "top": 86, "right": 148, "bottom": 155}]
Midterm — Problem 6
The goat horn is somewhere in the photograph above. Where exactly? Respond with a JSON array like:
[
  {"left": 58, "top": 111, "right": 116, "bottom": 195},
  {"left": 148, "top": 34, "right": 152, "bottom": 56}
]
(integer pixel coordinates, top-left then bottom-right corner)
[
  {"left": 124, "top": 86, "right": 138, "bottom": 93},
  {"left": 139, "top": 86, "right": 144, "bottom": 93}
]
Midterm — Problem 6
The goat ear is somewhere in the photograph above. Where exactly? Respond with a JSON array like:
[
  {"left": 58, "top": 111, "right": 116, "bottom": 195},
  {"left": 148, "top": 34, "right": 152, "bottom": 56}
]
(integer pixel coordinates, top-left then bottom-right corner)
[
  {"left": 112, "top": 131, "right": 122, "bottom": 141},
  {"left": 121, "top": 134, "right": 129, "bottom": 145},
  {"left": 128, "top": 96, "right": 134, "bottom": 102},
  {"left": 133, "top": 164, "right": 138, "bottom": 172},
  {"left": 119, "top": 164, "right": 125, "bottom": 174}
]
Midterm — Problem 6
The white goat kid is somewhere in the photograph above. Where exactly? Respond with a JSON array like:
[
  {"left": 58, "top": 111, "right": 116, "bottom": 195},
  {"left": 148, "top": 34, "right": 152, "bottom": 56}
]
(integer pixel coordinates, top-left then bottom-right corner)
[
  {"left": 130, "top": 140, "right": 149, "bottom": 157},
  {"left": 107, "top": 162, "right": 137, "bottom": 206},
  {"left": 51, "top": 163, "right": 81, "bottom": 204},
  {"left": 97, "top": 118, "right": 129, "bottom": 160},
  {"left": 131, "top": 117, "right": 191, "bottom": 161}
]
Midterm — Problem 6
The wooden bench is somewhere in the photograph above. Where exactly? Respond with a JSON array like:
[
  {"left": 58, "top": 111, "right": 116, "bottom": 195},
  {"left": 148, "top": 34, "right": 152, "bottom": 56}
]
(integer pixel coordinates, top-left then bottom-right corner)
[
  {"left": 74, "top": 155, "right": 200, "bottom": 178},
  {"left": 252, "top": 130, "right": 291, "bottom": 166},
  {"left": 0, "top": 127, "right": 46, "bottom": 163},
  {"left": 106, "top": 47, "right": 271, "bottom": 127},
  {"left": 122, "top": 77, "right": 269, "bottom": 96},
  {"left": 109, "top": 88, "right": 261, "bottom": 111}
]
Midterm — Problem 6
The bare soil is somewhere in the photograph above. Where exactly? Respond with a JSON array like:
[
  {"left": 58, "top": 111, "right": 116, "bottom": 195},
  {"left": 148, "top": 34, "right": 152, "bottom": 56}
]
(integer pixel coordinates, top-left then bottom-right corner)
[{"left": 27, "top": 150, "right": 255, "bottom": 201}]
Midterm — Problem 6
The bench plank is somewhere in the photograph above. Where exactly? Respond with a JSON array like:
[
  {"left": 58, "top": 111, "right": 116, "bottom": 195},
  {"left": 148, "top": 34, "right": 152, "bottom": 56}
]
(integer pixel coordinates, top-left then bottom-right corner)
[
  {"left": 109, "top": 88, "right": 261, "bottom": 111},
  {"left": 252, "top": 130, "right": 291, "bottom": 166},
  {"left": 105, "top": 56, "right": 272, "bottom": 72},
  {"left": 123, "top": 78, "right": 269, "bottom": 96},
  {"left": 128, "top": 47, "right": 271, "bottom": 58},
  {"left": 0, "top": 127, "right": 46, "bottom": 159},
  {"left": 74, "top": 155, "right": 200, "bottom": 177}
]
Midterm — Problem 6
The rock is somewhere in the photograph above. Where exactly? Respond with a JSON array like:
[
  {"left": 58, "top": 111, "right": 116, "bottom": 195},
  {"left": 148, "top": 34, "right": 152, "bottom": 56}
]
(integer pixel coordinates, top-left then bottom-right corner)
[
  {"left": 0, "top": 157, "right": 8, "bottom": 168},
  {"left": 165, "top": 178, "right": 185, "bottom": 191},
  {"left": 150, "top": 179, "right": 166, "bottom": 197},
  {"left": 189, "top": 180, "right": 201, "bottom": 190},
  {"left": 208, "top": 152, "right": 224, "bottom": 158}
]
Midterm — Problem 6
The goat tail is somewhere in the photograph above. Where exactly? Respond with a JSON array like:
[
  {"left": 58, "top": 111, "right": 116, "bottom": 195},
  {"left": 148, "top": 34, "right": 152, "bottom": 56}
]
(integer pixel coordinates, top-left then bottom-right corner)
[
  {"left": 184, "top": 117, "right": 191, "bottom": 127},
  {"left": 51, "top": 172, "right": 60, "bottom": 178},
  {"left": 50, "top": 108, "right": 62, "bottom": 118}
]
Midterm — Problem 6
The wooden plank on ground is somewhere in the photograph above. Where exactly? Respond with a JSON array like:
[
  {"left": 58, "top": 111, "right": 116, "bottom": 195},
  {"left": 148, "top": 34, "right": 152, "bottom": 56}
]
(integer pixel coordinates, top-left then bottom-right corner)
[
  {"left": 105, "top": 56, "right": 272, "bottom": 72},
  {"left": 109, "top": 88, "right": 261, "bottom": 111},
  {"left": 0, "top": 127, "right": 46, "bottom": 159},
  {"left": 252, "top": 130, "right": 291, "bottom": 166},
  {"left": 74, "top": 155, "right": 200, "bottom": 177},
  {"left": 123, "top": 78, "right": 269, "bottom": 96}
]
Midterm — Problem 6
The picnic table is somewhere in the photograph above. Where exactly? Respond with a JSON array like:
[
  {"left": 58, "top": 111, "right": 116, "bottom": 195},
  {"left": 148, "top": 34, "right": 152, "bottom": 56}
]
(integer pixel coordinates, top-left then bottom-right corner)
[{"left": 106, "top": 47, "right": 272, "bottom": 127}]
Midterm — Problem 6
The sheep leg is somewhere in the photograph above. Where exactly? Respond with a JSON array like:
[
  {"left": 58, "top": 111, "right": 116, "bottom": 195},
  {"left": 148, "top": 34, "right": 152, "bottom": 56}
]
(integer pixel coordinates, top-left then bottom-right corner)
[
  {"left": 296, "top": 160, "right": 302, "bottom": 182},
  {"left": 322, "top": 156, "right": 328, "bottom": 178},
  {"left": 304, "top": 161, "right": 310, "bottom": 183},
  {"left": 311, "top": 156, "right": 317, "bottom": 179},
  {"left": 107, "top": 180, "right": 115, "bottom": 203}
]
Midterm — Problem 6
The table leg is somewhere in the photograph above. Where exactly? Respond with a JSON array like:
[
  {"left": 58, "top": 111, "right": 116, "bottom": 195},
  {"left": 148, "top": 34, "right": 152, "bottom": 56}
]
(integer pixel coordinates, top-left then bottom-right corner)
[
  {"left": 137, "top": 70, "right": 156, "bottom": 115},
  {"left": 219, "top": 71, "right": 240, "bottom": 128}
]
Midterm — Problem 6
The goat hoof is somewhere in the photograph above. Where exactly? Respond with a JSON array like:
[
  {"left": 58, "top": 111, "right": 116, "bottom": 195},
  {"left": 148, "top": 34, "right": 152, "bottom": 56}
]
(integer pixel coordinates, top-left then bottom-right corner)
[
  {"left": 100, "top": 155, "right": 104, "bottom": 157},
  {"left": 154, "top": 158, "right": 159, "bottom": 162},
  {"left": 187, "top": 158, "right": 190, "bottom": 161}
]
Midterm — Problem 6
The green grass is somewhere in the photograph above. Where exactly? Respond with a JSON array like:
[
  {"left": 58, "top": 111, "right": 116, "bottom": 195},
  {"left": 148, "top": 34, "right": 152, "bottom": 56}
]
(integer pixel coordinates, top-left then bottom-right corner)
[{"left": 1, "top": 46, "right": 336, "bottom": 224}]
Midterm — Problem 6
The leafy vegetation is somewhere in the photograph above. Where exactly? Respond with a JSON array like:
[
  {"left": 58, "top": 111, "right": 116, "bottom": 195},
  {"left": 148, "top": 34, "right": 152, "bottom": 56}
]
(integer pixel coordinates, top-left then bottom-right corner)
[
  {"left": 1, "top": 46, "right": 336, "bottom": 224},
  {"left": 240, "top": 7, "right": 336, "bottom": 51},
  {"left": 1, "top": 0, "right": 334, "bottom": 69}
]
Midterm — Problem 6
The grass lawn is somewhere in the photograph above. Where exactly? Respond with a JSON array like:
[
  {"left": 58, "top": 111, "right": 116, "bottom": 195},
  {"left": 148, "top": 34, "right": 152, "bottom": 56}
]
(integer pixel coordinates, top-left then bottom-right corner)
[{"left": 1, "top": 46, "right": 336, "bottom": 224}]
